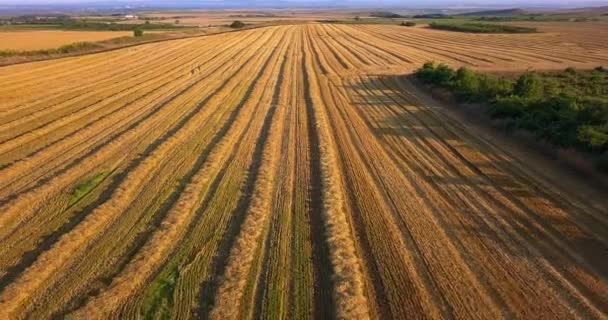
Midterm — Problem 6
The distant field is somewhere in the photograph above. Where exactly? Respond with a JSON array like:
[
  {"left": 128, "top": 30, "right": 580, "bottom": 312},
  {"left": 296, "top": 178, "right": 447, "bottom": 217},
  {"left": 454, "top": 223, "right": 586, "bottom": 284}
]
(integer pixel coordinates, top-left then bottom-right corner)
[
  {"left": 0, "top": 22, "right": 607, "bottom": 319},
  {"left": 0, "top": 30, "right": 133, "bottom": 50},
  {"left": 133, "top": 9, "right": 355, "bottom": 26}
]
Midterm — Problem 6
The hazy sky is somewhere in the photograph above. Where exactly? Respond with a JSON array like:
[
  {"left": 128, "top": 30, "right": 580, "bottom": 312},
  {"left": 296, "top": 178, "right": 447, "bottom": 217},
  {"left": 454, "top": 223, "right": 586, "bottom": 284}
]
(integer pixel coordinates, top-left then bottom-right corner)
[{"left": 1, "top": 0, "right": 607, "bottom": 8}]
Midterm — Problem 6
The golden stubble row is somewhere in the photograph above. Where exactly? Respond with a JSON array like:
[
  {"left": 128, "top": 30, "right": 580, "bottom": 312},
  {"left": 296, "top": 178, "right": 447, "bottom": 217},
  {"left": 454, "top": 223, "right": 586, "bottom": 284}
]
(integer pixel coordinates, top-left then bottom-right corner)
[
  {"left": 0, "top": 28, "right": 281, "bottom": 317},
  {"left": 210, "top": 32, "right": 294, "bottom": 320},
  {"left": 301, "top": 26, "right": 371, "bottom": 319},
  {"left": 68, "top": 27, "right": 292, "bottom": 319},
  {"left": 0, "top": 28, "right": 269, "bottom": 235}
]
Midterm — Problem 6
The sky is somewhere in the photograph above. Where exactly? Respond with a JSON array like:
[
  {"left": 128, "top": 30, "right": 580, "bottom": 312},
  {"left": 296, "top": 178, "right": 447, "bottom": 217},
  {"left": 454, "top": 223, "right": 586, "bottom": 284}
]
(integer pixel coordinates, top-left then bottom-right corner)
[{"left": 0, "top": 0, "right": 607, "bottom": 9}]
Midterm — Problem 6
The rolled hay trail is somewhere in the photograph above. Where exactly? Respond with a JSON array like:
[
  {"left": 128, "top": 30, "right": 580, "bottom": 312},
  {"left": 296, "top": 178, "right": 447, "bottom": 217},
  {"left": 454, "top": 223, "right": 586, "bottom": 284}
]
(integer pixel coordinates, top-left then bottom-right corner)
[
  {"left": 331, "top": 25, "right": 412, "bottom": 65},
  {"left": 0, "top": 28, "right": 273, "bottom": 237},
  {"left": 27, "top": 35, "right": 286, "bottom": 319},
  {"left": 0, "top": 38, "right": 201, "bottom": 101},
  {"left": 0, "top": 45, "right": 171, "bottom": 116},
  {"left": 0, "top": 42, "right": 204, "bottom": 145},
  {"left": 0, "top": 31, "right": 264, "bottom": 200},
  {"left": 324, "top": 25, "right": 397, "bottom": 67},
  {"left": 349, "top": 75, "right": 608, "bottom": 317},
  {"left": 301, "top": 27, "right": 370, "bottom": 319},
  {"left": 0, "top": 40, "right": 192, "bottom": 130},
  {"left": 312, "top": 76, "right": 445, "bottom": 318},
  {"left": 0, "top": 23, "right": 607, "bottom": 319},
  {"left": 78, "top": 27, "right": 289, "bottom": 319},
  {"left": 0, "top": 75, "right": 201, "bottom": 239},
  {"left": 0, "top": 70, "right": 184, "bottom": 167},
  {"left": 0, "top": 30, "right": 266, "bottom": 196},
  {"left": 165, "top": 36, "right": 291, "bottom": 320},
  {"left": 210, "top": 53, "right": 289, "bottom": 320},
  {"left": 70, "top": 28, "right": 292, "bottom": 319},
  {"left": 254, "top": 28, "right": 316, "bottom": 319},
  {"left": 0, "top": 30, "right": 282, "bottom": 317}
]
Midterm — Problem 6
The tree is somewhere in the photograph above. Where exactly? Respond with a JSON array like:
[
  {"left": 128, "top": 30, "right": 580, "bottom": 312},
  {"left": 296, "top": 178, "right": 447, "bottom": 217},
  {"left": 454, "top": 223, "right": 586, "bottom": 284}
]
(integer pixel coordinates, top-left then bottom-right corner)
[
  {"left": 453, "top": 67, "right": 480, "bottom": 100},
  {"left": 133, "top": 28, "right": 144, "bottom": 37},
  {"left": 175, "top": 19, "right": 180, "bottom": 25},
  {"left": 401, "top": 21, "right": 416, "bottom": 26},
  {"left": 230, "top": 20, "right": 245, "bottom": 28},
  {"left": 514, "top": 72, "right": 543, "bottom": 99},
  {"left": 354, "top": 16, "right": 361, "bottom": 21},
  {"left": 433, "top": 64, "right": 456, "bottom": 86},
  {"left": 565, "top": 67, "right": 576, "bottom": 74}
]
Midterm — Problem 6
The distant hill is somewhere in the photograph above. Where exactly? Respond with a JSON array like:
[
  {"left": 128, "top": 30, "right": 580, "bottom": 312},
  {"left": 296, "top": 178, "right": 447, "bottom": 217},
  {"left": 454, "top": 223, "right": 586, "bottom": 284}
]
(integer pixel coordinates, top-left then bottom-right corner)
[
  {"left": 457, "top": 8, "right": 526, "bottom": 17},
  {"left": 554, "top": 6, "right": 608, "bottom": 15},
  {"left": 369, "top": 11, "right": 403, "bottom": 18},
  {"left": 412, "top": 13, "right": 451, "bottom": 19}
]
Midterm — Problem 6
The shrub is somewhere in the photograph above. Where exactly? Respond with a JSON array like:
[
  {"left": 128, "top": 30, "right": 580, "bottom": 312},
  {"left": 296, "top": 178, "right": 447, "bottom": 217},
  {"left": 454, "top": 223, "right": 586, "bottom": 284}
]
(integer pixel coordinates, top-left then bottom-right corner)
[
  {"left": 133, "top": 28, "right": 144, "bottom": 37},
  {"left": 415, "top": 62, "right": 438, "bottom": 83},
  {"left": 429, "top": 22, "right": 537, "bottom": 33},
  {"left": 479, "top": 75, "right": 512, "bottom": 98},
  {"left": 453, "top": 67, "right": 480, "bottom": 100},
  {"left": 492, "top": 95, "right": 528, "bottom": 118},
  {"left": 370, "top": 12, "right": 403, "bottom": 18},
  {"left": 432, "top": 64, "right": 455, "bottom": 86},
  {"left": 401, "top": 21, "right": 416, "bottom": 27},
  {"left": 413, "top": 61, "right": 608, "bottom": 172},
  {"left": 514, "top": 72, "right": 543, "bottom": 99},
  {"left": 578, "top": 125, "right": 608, "bottom": 151},
  {"left": 577, "top": 97, "right": 608, "bottom": 124},
  {"left": 230, "top": 20, "right": 245, "bottom": 28}
]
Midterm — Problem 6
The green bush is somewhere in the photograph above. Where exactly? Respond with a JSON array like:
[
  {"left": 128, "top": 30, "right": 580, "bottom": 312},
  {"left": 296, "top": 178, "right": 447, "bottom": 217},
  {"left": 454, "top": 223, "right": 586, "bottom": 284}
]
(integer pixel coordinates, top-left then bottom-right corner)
[
  {"left": 415, "top": 62, "right": 455, "bottom": 86},
  {"left": 478, "top": 75, "right": 513, "bottom": 98},
  {"left": 429, "top": 22, "right": 537, "bottom": 33},
  {"left": 514, "top": 72, "right": 543, "bottom": 99},
  {"left": 578, "top": 125, "right": 608, "bottom": 150},
  {"left": 415, "top": 62, "right": 438, "bottom": 83},
  {"left": 453, "top": 67, "right": 480, "bottom": 100},
  {"left": 230, "top": 20, "right": 245, "bottom": 28},
  {"left": 133, "top": 28, "right": 144, "bottom": 37},
  {"left": 414, "top": 62, "right": 608, "bottom": 171},
  {"left": 492, "top": 95, "right": 529, "bottom": 118},
  {"left": 565, "top": 67, "right": 576, "bottom": 74},
  {"left": 433, "top": 64, "right": 455, "bottom": 86}
]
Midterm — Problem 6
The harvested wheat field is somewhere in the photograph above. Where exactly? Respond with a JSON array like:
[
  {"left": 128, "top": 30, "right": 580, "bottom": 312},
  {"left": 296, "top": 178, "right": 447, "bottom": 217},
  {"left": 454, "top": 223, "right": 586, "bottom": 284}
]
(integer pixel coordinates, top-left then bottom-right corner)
[
  {"left": 0, "top": 30, "right": 134, "bottom": 51},
  {"left": 0, "top": 23, "right": 607, "bottom": 319}
]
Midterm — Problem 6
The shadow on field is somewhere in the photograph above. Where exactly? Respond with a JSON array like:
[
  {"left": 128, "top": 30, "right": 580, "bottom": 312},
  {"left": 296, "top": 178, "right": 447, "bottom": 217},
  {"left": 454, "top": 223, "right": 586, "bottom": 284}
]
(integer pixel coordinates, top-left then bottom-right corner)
[{"left": 343, "top": 74, "right": 608, "bottom": 310}]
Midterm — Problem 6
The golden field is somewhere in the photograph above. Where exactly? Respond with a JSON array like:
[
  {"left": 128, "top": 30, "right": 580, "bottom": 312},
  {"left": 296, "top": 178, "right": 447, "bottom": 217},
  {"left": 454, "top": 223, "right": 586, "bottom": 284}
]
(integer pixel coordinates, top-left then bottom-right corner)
[
  {"left": 0, "top": 30, "right": 134, "bottom": 51},
  {"left": 131, "top": 9, "right": 354, "bottom": 26},
  {"left": 0, "top": 23, "right": 607, "bottom": 319}
]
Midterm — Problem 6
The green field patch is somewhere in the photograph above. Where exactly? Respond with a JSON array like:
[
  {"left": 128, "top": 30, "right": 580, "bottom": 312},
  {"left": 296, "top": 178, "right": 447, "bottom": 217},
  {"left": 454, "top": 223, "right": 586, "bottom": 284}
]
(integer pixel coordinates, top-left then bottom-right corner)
[{"left": 68, "top": 171, "right": 109, "bottom": 206}]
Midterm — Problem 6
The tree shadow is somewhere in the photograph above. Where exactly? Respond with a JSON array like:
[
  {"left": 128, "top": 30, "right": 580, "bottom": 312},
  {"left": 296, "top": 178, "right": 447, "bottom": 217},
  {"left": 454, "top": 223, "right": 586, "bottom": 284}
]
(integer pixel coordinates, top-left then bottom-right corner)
[{"left": 342, "top": 73, "right": 608, "bottom": 314}]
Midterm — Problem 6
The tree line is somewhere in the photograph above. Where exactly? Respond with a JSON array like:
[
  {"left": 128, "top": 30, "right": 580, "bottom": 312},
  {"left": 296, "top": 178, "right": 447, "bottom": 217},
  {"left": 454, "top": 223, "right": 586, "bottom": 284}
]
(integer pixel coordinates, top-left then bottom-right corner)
[{"left": 415, "top": 63, "right": 608, "bottom": 171}]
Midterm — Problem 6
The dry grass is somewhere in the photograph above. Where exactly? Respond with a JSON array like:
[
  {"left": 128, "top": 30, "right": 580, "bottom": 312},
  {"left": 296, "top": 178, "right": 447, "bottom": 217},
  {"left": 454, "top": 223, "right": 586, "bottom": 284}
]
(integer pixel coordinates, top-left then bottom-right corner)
[
  {"left": 0, "top": 30, "right": 133, "bottom": 51},
  {"left": 0, "top": 22, "right": 607, "bottom": 319}
]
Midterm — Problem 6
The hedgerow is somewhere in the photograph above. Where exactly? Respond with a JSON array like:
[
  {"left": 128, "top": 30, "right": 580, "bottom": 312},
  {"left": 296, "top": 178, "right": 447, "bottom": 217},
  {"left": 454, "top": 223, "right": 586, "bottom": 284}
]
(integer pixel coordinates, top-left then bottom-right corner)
[{"left": 415, "top": 62, "right": 608, "bottom": 170}]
